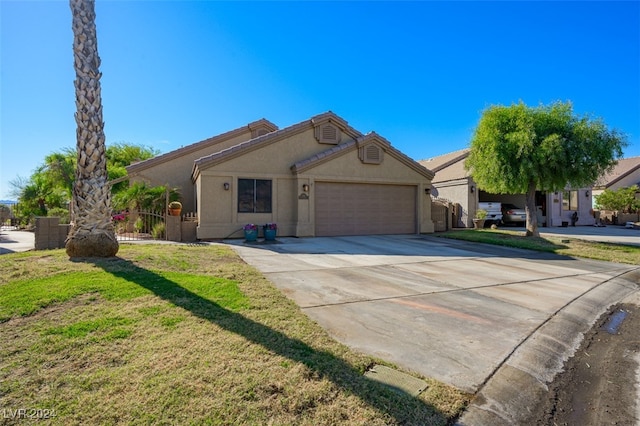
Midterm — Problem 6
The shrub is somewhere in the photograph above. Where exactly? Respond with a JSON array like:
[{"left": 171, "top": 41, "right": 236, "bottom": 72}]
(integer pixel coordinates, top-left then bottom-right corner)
[
  {"left": 151, "top": 222, "right": 165, "bottom": 239},
  {"left": 47, "top": 207, "right": 70, "bottom": 224}
]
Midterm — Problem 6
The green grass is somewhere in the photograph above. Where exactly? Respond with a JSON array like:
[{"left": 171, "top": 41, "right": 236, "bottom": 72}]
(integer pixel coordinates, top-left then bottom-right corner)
[
  {"left": 437, "top": 229, "right": 640, "bottom": 265},
  {"left": 0, "top": 244, "right": 469, "bottom": 425}
]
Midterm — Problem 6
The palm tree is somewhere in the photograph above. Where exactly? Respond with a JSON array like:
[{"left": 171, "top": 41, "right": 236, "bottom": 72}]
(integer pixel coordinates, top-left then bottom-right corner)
[{"left": 66, "top": 0, "right": 118, "bottom": 257}]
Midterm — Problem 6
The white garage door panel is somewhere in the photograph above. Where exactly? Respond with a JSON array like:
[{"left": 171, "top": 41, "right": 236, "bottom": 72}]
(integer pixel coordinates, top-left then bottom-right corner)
[{"left": 315, "top": 183, "right": 416, "bottom": 236}]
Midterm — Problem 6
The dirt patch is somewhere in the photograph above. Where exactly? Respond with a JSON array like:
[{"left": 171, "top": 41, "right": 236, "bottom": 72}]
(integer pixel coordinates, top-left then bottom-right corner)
[{"left": 528, "top": 303, "right": 640, "bottom": 425}]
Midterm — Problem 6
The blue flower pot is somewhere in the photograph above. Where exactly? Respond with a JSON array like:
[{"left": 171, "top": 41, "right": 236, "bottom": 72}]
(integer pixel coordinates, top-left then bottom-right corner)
[
  {"left": 244, "top": 229, "right": 258, "bottom": 242},
  {"left": 264, "top": 228, "right": 277, "bottom": 241}
]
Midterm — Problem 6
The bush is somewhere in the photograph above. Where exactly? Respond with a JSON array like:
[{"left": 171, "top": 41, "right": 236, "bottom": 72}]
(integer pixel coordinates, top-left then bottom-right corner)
[
  {"left": 595, "top": 185, "right": 640, "bottom": 213},
  {"left": 47, "top": 207, "right": 70, "bottom": 224},
  {"left": 151, "top": 222, "right": 165, "bottom": 239},
  {"left": 134, "top": 217, "right": 144, "bottom": 233}
]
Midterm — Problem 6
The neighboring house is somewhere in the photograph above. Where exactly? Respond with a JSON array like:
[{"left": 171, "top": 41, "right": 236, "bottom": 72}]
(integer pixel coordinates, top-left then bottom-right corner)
[
  {"left": 420, "top": 149, "right": 594, "bottom": 228},
  {"left": 127, "top": 112, "right": 436, "bottom": 239},
  {"left": 592, "top": 156, "right": 640, "bottom": 203}
]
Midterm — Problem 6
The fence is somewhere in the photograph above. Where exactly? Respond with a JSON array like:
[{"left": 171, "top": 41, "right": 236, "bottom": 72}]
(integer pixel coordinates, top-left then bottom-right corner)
[
  {"left": 33, "top": 211, "right": 198, "bottom": 250},
  {"left": 114, "top": 210, "right": 166, "bottom": 241},
  {"left": 431, "top": 197, "right": 460, "bottom": 231}
]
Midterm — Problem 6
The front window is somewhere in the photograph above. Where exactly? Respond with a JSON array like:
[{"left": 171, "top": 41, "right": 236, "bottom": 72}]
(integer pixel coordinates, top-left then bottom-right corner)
[
  {"left": 238, "top": 179, "right": 272, "bottom": 213},
  {"left": 562, "top": 190, "right": 578, "bottom": 211}
]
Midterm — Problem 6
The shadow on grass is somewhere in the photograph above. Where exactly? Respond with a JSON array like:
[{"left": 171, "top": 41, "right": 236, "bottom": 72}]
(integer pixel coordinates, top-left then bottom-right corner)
[{"left": 87, "top": 256, "right": 450, "bottom": 425}]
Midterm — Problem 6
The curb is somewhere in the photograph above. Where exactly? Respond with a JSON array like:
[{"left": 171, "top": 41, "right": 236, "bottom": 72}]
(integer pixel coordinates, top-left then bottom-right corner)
[{"left": 456, "top": 268, "right": 640, "bottom": 425}]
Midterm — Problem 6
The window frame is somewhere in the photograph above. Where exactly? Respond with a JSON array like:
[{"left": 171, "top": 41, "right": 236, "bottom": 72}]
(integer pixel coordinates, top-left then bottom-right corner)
[
  {"left": 237, "top": 178, "right": 272, "bottom": 213},
  {"left": 562, "top": 190, "right": 579, "bottom": 211}
]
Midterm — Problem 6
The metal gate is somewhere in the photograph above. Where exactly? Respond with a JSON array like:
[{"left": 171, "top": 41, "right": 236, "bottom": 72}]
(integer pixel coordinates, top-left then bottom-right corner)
[{"left": 114, "top": 210, "right": 166, "bottom": 241}]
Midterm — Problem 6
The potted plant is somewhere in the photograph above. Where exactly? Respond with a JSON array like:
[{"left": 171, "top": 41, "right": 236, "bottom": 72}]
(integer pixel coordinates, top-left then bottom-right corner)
[
  {"left": 263, "top": 223, "right": 277, "bottom": 241},
  {"left": 243, "top": 223, "right": 258, "bottom": 242},
  {"left": 168, "top": 201, "right": 182, "bottom": 216},
  {"left": 473, "top": 209, "right": 488, "bottom": 229}
]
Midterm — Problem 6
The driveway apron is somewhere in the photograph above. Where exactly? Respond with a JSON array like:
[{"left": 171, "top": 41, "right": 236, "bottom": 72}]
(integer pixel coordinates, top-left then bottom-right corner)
[{"left": 226, "top": 235, "right": 638, "bottom": 395}]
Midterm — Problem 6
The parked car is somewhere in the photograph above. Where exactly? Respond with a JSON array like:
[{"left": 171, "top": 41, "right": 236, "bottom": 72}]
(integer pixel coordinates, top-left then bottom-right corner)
[
  {"left": 501, "top": 203, "right": 526, "bottom": 225},
  {"left": 478, "top": 202, "right": 502, "bottom": 226}
]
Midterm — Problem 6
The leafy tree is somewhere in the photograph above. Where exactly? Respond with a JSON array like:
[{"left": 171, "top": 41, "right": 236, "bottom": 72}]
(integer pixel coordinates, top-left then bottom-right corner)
[
  {"left": 595, "top": 185, "right": 640, "bottom": 213},
  {"left": 0, "top": 204, "right": 11, "bottom": 225},
  {"left": 41, "top": 148, "right": 76, "bottom": 199},
  {"left": 465, "top": 101, "right": 627, "bottom": 236},
  {"left": 107, "top": 142, "right": 159, "bottom": 194},
  {"left": 9, "top": 143, "right": 156, "bottom": 226},
  {"left": 66, "top": 0, "right": 118, "bottom": 258},
  {"left": 112, "top": 181, "right": 179, "bottom": 212}
]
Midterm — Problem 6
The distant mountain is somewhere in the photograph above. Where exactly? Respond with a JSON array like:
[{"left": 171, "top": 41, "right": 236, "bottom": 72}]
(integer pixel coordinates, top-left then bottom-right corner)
[{"left": 0, "top": 200, "right": 17, "bottom": 205}]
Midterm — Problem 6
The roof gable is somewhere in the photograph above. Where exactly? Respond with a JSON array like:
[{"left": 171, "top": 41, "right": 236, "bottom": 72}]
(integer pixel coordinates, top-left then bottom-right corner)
[
  {"left": 594, "top": 156, "right": 640, "bottom": 188},
  {"left": 127, "top": 118, "right": 277, "bottom": 174},
  {"left": 419, "top": 149, "right": 471, "bottom": 182},
  {"left": 191, "top": 112, "right": 363, "bottom": 178},
  {"left": 292, "top": 132, "right": 435, "bottom": 180}
]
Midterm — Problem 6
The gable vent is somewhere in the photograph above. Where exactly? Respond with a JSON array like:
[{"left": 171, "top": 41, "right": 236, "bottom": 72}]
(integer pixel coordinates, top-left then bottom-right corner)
[
  {"left": 322, "top": 125, "right": 337, "bottom": 141},
  {"left": 359, "top": 144, "right": 383, "bottom": 164},
  {"left": 366, "top": 145, "right": 380, "bottom": 161},
  {"left": 315, "top": 123, "right": 341, "bottom": 145}
]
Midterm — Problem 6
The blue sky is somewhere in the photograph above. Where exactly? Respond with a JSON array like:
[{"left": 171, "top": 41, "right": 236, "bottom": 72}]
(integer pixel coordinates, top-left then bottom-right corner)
[{"left": 1, "top": 0, "right": 639, "bottom": 200}]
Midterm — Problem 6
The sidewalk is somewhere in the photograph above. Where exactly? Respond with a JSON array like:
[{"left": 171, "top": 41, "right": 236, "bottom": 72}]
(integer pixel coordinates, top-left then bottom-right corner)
[
  {"left": 0, "top": 227, "right": 35, "bottom": 254},
  {"left": 537, "top": 224, "right": 640, "bottom": 246}
]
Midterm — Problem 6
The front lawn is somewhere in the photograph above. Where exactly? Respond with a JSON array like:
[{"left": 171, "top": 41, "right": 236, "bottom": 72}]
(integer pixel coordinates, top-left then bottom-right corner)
[
  {"left": 0, "top": 244, "right": 469, "bottom": 425},
  {"left": 437, "top": 229, "right": 640, "bottom": 265}
]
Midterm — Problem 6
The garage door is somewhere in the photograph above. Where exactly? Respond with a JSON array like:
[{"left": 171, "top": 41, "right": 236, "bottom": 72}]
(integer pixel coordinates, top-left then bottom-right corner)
[{"left": 315, "top": 182, "right": 416, "bottom": 236}]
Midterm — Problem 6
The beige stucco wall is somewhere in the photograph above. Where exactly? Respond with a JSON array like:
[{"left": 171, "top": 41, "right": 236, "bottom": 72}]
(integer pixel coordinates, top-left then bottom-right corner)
[
  {"left": 196, "top": 172, "right": 301, "bottom": 239},
  {"left": 432, "top": 179, "right": 473, "bottom": 227},
  {"left": 129, "top": 130, "right": 254, "bottom": 213},
  {"left": 195, "top": 127, "right": 434, "bottom": 239},
  {"left": 548, "top": 188, "right": 595, "bottom": 226}
]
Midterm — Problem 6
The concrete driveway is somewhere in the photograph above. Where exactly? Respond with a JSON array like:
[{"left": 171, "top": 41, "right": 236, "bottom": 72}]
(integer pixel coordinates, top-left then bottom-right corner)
[{"left": 227, "top": 234, "right": 639, "bottom": 424}]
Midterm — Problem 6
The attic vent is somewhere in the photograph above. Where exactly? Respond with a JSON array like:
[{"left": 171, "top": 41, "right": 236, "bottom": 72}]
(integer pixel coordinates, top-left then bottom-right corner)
[
  {"left": 359, "top": 144, "right": 383, "bottom": 165},
  {"left": 314, "top": 123, "right": 341, "bottom": 145},
  {"left": 323, "top": 125, "right": 337, "bottom": 140}
]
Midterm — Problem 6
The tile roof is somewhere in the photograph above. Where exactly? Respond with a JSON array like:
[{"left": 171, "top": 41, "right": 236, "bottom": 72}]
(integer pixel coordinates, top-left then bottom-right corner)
[
  {"left": 593, "top": 156, "right": 640, "bottom": 188},
  {"left": 127, "top": 118, "right": 277, "bottom": 173},
  {"left": 419, "top": 149, "right": 471, "bottom": 182},
  {"left": 192, "top": 112, "right": 363, "bottom": 175},
  {"left": 292, "top": 132, "right": 435, "bottom": 180}
]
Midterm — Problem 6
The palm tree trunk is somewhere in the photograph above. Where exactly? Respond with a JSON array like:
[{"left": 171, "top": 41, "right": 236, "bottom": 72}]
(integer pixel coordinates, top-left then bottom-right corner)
[{"left": 66, "top": 0, "right": 118, "bottom": 257}]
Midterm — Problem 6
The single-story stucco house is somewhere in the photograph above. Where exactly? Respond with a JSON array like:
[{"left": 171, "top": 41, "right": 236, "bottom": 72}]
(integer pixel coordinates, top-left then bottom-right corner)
[
  {"left": 126, "top": 112, "right": 436, "bottom": 239},
  {"left": 419, "top": 149, "right": 595, "bottom": 228}
]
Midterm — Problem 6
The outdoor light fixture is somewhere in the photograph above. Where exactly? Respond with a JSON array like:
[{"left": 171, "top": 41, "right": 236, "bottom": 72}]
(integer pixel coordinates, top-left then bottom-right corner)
[
  {"left": 585, "top": 191, "right": 590, "bottom": 197},
  {"left": 302, "top": 184, "right": 310, "bottom": 192},
  {"left": 425, "top": 188, "right": 431, "bottom": 195},
  {"left": 470, "top": 185, "right": 475, "bottom": 193},
  {"left": 223, "top": 182, "right": 230, "bottom": 191}
]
